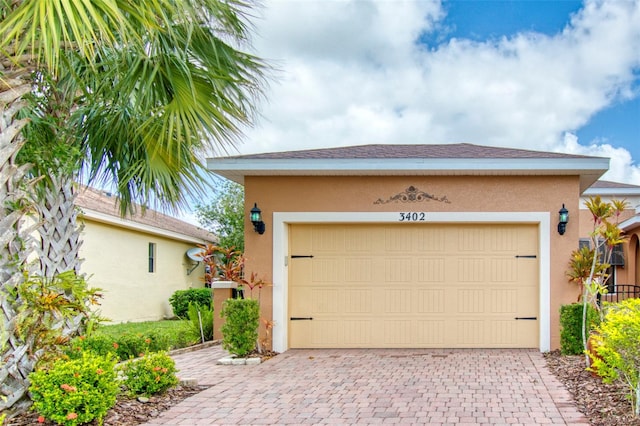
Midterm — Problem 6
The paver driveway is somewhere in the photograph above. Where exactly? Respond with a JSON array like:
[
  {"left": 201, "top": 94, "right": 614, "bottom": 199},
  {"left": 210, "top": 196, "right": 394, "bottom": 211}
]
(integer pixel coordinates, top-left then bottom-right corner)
[{"left": 144, "top": 345, "right": 588, "bottom": 425}]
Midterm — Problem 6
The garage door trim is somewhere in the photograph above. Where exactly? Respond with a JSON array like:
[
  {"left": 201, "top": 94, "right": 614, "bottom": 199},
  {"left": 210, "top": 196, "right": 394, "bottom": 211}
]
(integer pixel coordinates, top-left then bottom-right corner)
[{"left": 272, "top": 212, "right": 551, "bottom": 352}]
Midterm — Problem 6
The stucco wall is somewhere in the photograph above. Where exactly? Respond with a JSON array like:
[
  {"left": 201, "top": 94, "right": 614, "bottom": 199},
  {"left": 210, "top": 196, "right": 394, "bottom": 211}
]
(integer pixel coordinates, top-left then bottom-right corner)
[
  {"left": 243, "top": 174, "right": 583, "bottom": 351},
  {"left": 578, "top": 197, "right": 640, "bottom": 287},
  {"left": 79, "top": 220, "right": 206, "bottom": 323}
]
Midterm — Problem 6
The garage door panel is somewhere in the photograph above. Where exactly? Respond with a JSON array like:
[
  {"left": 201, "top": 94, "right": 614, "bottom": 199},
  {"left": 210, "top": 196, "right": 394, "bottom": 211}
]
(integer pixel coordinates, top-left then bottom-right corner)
[
  {"left": 312, "top": 258, "right": 343, "bottom": 282},
  {"left": 383, "top": 288, "right": 413, "bottom": 313},
  {"left": 416, "top": 320, "right": 446, "bottom": 345},
  {"left": 489, "top": 320, "right": 519, "bottom": 346},
  {"left": 343, "top": 288, "right": 374, "bottom": 313},
  {"left": 289, "top": 223, "right": 539, "bottom": 349}
]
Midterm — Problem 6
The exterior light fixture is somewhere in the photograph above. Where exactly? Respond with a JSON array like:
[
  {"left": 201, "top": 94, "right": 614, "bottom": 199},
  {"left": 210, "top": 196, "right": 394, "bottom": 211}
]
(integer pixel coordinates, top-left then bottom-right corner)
[
  {"left": 250, "top": 203, "right": 265, "bottom": 234},
  {"left": 557, "top": 204, "right": 569, "bottom": 235}
]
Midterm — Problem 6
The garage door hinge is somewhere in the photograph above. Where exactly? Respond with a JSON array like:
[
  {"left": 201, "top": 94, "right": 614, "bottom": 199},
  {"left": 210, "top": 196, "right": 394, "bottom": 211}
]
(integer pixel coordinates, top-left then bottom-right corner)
[
  {"left": 291, "top": 255, "right": 314, "bottom": 258},
  {"left": 514, "top": 317, "right": 537, "bottom": 320},
  {"left": 515, "top": 255, "right": 537, "bottom": 258}
]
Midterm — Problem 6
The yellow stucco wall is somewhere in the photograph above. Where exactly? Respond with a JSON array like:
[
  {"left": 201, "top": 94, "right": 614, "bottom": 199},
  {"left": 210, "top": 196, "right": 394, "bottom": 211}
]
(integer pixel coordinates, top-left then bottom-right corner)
[
  {"left": 243, "top": 174, "right": 584, "bottom": 351},
  {"left": 79, "top": 219, "right": 206, "bottom": 323}
]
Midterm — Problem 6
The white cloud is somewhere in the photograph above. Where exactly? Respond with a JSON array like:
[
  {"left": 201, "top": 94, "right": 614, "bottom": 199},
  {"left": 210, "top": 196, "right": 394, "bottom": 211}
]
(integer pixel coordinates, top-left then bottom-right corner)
[
  {"left": 234, "top": 0, "right": 640, "bottom": 184},
  {"left": 560, "top": 133, "right": 640, "bottom": 185}
]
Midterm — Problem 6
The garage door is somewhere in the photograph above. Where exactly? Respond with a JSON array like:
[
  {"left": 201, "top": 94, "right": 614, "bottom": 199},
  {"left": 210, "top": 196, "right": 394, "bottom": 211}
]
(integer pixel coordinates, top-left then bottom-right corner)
[{"left": 288, "top": 223, "right": 539, "bottom": 348}]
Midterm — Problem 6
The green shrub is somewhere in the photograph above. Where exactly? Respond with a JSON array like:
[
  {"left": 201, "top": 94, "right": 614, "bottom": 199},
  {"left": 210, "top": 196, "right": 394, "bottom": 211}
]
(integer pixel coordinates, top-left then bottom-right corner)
[
  {"left": 187, "top": 302, "right": 214, "bottom": 342},
  {"left": 65, "top": 334, "right": 116, "bottom": 359},
  {"left": 559, "top": 302, "right": 599, "bottom": 355},
  {"left": 67, "top": 325, "right": 197, "bottom": 361},
  {"left": 118, "top": 352, "right": 179, "bottom": 397},
  {"left": 29, "top": 352, "right": 119, "bottom": 426},
  {"left": 220, "top": 298, "right": 260, "bottom": 357},
  {"left": 591, "top": 298, "right": 640, "bottom": 417},
  {"left": 169, "top": 288, "right": 212, "bottom": 318}
]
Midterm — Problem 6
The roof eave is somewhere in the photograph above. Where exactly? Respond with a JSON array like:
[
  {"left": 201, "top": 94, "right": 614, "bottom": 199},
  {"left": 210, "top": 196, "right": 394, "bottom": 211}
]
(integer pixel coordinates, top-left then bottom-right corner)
[
  {"left": 80, "top": 208, "right": 213, "bottom": 245},
  {"left": 208, "top": 157, "right": 609, "bottom": 192},
  {"left": 582, "top": 187, "right": 640, "bottom": 197},
  {"left": 620, "top": 215, "right": 640, "bottom": 232}
]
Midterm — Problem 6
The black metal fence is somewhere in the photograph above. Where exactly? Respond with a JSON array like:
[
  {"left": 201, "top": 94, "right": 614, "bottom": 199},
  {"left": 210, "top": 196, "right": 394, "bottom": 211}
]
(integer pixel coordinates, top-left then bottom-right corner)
[{"left": 597, "top": 284, "right": 640, "bottom": 306}]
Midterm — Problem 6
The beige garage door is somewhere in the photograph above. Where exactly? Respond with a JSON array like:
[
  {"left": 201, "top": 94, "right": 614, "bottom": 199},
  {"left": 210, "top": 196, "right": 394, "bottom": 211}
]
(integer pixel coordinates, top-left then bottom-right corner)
[{"left": 289, "top": 223, "right": 539, "bottom": 348}]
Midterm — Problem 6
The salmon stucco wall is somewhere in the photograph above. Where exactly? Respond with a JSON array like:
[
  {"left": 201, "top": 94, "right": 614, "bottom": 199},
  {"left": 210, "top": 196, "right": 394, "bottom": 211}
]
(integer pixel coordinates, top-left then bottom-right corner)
[
  {"left": 243, "top": 174, "right": 583, "bottom": 351},
  {"left": 80, "top": 220, "right": 206, "bottom": 323}
]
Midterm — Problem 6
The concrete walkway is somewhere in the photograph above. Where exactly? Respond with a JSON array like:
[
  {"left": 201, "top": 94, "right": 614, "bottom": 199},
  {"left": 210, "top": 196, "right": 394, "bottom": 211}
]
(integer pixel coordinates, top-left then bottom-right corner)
[{"left": 144, "top": 345, "right": 589, "bottom": 425}]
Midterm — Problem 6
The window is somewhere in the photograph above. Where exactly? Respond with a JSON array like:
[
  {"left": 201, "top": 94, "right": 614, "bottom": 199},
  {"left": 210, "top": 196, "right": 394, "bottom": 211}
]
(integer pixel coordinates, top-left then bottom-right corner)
[{"left": 148, "top": 243, "right": 156, "bottom": 273}]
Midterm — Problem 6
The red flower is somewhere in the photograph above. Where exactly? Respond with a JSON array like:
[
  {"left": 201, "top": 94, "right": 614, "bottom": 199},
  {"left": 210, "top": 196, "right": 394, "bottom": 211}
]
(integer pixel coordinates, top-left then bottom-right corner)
[
  {"left": 112, "top": 342, "right": 119, "bottom": 349},
  {"left": 60, "top": 384, "right": 77, "bottom": 393},
  {"left": 66, "top": 412, "right": 78, "bottom": 420},
  {"left": 37, "top": 415, "right": 45, "bottom": 423},
  {"left": 96, "top": 368, "right": 104, "bottom": 375}
]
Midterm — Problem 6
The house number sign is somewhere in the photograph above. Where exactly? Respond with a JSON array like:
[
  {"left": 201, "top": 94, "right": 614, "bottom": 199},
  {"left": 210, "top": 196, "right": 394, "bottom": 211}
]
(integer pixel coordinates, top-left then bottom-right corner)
[{"left": 398, "top": 212, "right": 427, "bottom": 222}]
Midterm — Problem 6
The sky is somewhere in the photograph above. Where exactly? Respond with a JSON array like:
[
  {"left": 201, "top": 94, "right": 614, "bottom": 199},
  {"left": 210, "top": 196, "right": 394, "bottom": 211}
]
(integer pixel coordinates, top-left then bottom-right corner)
[{"left": 218, "top": 0, "right": 640, "bottom": 186}]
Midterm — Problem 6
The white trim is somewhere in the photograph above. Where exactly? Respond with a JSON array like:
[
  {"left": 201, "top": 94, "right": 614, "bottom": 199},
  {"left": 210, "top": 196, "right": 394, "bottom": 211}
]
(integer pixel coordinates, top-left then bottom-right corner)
[
  {"left": 620, "top": 215, "right": 640, "bottom": 232},
  {"left": 209, "top": 157, "right": 608, "bottom": 174},
  {"left": 80, "top": 209, "right": 209, "bottom": 245},
  {"left": 271, "top": 211, "right": 551, "bottom": 353}
]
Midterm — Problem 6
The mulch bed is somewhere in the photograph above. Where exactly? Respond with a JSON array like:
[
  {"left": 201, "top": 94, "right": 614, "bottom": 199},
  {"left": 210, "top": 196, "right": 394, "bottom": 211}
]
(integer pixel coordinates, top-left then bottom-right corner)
[{"left": 544, "top": 350, "right": 640, "bottom": 425}]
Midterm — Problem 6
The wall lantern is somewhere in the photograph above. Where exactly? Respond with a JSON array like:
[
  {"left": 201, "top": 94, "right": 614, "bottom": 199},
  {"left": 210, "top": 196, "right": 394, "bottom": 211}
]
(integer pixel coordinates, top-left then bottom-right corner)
[
  {"left": 250, "top": 203, "right": 266, "bottom": 235},
  {"left": 557, "top": 204, "right": 569, "bottom": 235}
]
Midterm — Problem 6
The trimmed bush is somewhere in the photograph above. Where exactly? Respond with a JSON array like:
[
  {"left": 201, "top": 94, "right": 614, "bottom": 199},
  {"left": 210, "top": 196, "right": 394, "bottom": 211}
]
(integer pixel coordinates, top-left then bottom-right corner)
[
  {"left": 220, "top": 298, "right": 260, "bottom": 357},
  {"left": 29, "top": 352, "right": 119, "bottom": 426},
  {"left": 169, "top": 288, "right": 212, "bottom": 318},
  {"left": 118, "top": 352, "right": 179, "bottom": 397},
  {"left": 560, "top": 302, "right": 599, "bottom": 355}
]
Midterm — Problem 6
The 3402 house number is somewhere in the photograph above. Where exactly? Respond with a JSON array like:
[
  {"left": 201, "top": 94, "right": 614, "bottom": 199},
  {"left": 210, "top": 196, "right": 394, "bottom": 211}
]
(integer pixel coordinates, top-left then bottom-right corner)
[{"left": 399, "top": 212, "right": 426, "bottom": 221}]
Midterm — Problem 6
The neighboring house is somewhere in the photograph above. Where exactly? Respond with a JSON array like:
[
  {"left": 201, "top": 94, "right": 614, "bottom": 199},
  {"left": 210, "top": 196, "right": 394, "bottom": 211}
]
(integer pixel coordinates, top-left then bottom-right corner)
[
  {"left": 208, "top": 143, "right": 611, "bottom": 353},
  {"left": 581, "top": 180, "right": 640, "bottom": 300},
  {"left": 76, "top": 186, "right": 216, "bottom": 323}
]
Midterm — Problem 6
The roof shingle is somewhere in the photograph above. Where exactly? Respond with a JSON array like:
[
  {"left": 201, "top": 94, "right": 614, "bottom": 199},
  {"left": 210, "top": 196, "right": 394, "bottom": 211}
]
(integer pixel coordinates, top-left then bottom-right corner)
[
  {"left": 75, "top": 186, "right": 215, "bottom": 242},
  {"left": 224, "top": 143, "right": 598, "bottom": 160}
]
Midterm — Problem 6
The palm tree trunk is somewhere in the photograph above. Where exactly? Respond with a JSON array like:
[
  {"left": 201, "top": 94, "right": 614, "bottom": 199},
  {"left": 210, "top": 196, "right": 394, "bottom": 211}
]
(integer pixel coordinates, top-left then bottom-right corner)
[
  {"left": 36, "top": 174, "right": 83, "bottom": 277},
  {"left": 0, "top": 79, "right": 38, "bottom": 414}
]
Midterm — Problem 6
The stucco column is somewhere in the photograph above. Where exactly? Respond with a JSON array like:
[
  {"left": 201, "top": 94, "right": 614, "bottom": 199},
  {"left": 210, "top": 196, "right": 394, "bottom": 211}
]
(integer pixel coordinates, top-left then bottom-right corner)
[{"left": 213, "top": 288, "right": 233, "bottom": 341}]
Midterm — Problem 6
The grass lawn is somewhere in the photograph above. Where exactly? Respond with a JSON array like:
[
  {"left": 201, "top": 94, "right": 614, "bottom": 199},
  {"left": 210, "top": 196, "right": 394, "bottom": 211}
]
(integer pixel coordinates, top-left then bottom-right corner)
[{"left": 96, "top": 319, "right": 193, "bottom": 340}]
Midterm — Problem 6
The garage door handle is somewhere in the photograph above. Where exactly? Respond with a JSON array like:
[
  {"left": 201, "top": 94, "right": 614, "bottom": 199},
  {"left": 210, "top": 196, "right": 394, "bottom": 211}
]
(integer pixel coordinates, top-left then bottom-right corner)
[
  {"left": 514, "top": 317, "right": 537, "bottom": 320},
  {"left": 290, "top": 317, "right": 314, "bottom": 321}
]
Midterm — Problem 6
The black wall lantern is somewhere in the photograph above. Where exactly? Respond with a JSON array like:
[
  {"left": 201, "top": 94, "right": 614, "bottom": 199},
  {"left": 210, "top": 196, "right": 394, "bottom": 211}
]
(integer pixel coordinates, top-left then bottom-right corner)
[
  {"left": 557, "top": 204, "right": 569, "bottom": 235},
  {"left": 250, "top": 203, "right": 266, "bottom": 235}
]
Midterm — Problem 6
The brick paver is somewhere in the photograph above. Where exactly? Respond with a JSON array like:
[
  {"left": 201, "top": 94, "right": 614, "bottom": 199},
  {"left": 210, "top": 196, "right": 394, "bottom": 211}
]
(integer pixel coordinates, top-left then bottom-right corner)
[{"left": 144, "top": 346, "right": 589, "bottom": 425}]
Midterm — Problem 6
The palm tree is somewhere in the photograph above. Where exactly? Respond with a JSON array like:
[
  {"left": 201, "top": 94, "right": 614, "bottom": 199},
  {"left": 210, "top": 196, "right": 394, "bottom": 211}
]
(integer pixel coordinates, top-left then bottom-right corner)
[{"left": 0, "top": 0, "right": 268, "bottom": 413}]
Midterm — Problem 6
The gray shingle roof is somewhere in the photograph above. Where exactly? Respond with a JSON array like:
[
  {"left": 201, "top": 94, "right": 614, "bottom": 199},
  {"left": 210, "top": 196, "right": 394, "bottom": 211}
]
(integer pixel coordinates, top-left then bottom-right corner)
[
  {"left": 75, "top": 186, "right": 215, "bottom": 243},
  {"left": 227, "top": 143, "right": 596, "bottom": 160},
  {"left": 589, "top": 180, "right": 640, "bottom": 189}
]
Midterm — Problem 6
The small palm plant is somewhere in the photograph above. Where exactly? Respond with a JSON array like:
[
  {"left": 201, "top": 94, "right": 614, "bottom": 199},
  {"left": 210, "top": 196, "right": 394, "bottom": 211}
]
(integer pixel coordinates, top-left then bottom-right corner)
[{"left": 566, "top": 196, "right": 628, "bottom": 367}]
